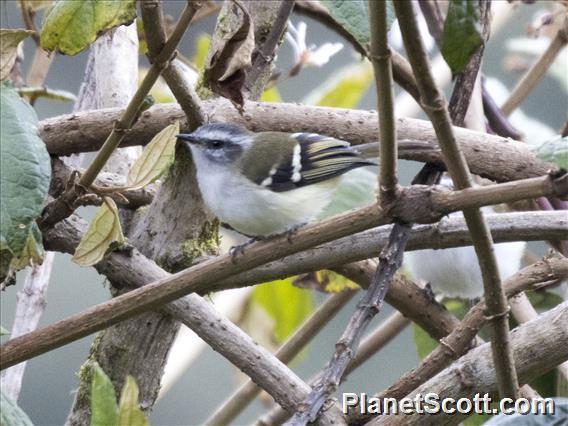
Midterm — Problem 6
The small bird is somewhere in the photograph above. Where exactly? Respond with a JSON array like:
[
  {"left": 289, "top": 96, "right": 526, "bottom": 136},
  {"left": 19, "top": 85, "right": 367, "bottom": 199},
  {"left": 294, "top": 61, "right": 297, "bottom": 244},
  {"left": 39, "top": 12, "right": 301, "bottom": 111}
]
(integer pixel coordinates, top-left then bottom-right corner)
[{"left": 177, "top": 123, "right": 376, "bottom": 238}]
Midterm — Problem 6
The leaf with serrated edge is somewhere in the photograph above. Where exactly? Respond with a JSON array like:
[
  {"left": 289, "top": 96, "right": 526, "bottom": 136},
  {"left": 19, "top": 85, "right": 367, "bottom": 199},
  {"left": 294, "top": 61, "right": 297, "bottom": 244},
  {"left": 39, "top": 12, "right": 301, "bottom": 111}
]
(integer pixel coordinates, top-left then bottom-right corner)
[
  {"left": 40, "top": 0, "right": 136, "bottom": 55},
  {"left": 90, "top": 363, "right": 119, "bottom": 426},
  {"left": 117, "top": 376, "right": 149, "bottom": 426},
  {"left": 127, "top": 122, "right": 179, "bottom": 189},
  {"left": 72, "top": 198, "right": 124, "bottom": 267},
  {"left": 0, "top": 29, "right": 34, "bottom": 80}
]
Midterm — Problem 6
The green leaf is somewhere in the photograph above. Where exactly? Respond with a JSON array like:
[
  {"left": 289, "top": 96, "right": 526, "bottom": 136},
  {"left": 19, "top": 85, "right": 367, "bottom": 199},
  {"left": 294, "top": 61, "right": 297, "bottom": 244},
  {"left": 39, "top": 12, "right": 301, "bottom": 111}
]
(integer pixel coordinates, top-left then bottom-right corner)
[
  {"left": 127, "top": 122, "right": 179, "bottom": 189},
  {"left": 1, "top": 389, "right": 34, "bottom": 426},
  {"left": 535, "top": 135, "right": 568, "bottom": 169},
  {"left": 0, "top": 325, "right": 9, "bottom": 336},
  {"left": 441, "top": 0, "right": 483, "bottom": 75},
  {"left": 412, "top": 299, "right": 469, "bottom": 359},
  {"left": 252, "top": 279, "right": 314, "bottom": 343},
  {"left": 117, "top": 376, "right": 149, "bottom": 426},
  {"left": 0, "top": 83, "right": 50, "bottom": 280},
  {"left": 321, "top": 0, "right": 395, "bottom": 50},
  {"left": 0, "top": 29, "right": 35, "bottom": 81},
  {"left": 90, "top": 363, "right": 118, "bottom": 426},
  {"left": 304, "top": 61, "right": 373, "bottom": 109},
  {"left": 40, "top": 0, "right": 137, "bottom": 55},
  {"left": 72, "top": 198, "right": 124, "bottom": 267}
]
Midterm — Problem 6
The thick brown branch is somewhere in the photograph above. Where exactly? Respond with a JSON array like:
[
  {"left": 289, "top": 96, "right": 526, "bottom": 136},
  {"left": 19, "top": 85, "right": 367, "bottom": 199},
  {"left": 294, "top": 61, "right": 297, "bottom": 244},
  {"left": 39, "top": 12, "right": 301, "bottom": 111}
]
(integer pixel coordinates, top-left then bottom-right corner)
[
  {"left": 38, "top": 101, "right": 556, "bottom": 183},
  {"left": 369, "top": 301, "right": 568, "bottom": 425}
]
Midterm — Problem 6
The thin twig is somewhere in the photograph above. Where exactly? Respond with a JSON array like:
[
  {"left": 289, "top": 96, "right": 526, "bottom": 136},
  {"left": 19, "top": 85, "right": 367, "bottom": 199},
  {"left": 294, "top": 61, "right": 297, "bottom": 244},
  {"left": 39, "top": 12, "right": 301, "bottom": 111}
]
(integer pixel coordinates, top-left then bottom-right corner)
[
  {"left": 37, "top": 2, "right": 202, "bottom": 230},
  {"left": 369, "top": 0, "right": 398, "bottom": 201},
  {"left": 501, "top": 21, "right": 568, "bottom": 116},
  {"left": 418, "top": 0, "right": 522, "bottom": 139},
  {"left": 286, "top": 223, "right": 412, "bottom": 425},
  {"left": 205, "top": 290, "right": 356, "bottom": 426},
  {"left": 141, "top": 0, "right": 205, "bottom": 127},
  {"left": 448, "top": 0, "right": 490, "bottom": 127},
  {"left": 394, "top": 0, "right": 520, "bottom": 399}
]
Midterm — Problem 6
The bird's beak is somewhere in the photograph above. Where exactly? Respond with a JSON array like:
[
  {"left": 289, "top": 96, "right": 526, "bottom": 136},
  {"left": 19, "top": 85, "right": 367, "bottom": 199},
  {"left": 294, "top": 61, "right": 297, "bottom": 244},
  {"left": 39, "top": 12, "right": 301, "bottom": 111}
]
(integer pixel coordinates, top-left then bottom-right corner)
[{"left": 177, "top": 133, "right": 197, "bottom": 144}]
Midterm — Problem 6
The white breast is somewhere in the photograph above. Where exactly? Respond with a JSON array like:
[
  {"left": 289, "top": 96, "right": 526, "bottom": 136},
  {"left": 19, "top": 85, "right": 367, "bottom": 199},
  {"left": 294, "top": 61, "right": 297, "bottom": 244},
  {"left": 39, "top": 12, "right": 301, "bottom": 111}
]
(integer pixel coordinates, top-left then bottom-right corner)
[{"left": 193, "top": 157, "right": 337, "bottom": 237}]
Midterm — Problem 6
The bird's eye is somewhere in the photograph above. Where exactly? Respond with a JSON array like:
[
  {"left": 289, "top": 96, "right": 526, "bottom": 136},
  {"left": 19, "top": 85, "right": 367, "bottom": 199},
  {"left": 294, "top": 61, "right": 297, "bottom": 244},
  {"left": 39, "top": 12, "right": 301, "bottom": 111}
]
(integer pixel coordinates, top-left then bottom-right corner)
[{"left": 210, "top": 140, "right": 223, "bottom": 149}]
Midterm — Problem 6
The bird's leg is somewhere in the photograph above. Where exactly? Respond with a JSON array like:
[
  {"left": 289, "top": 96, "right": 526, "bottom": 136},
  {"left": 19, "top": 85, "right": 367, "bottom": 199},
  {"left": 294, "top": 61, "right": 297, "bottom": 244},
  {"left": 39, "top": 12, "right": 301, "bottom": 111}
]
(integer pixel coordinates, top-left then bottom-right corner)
[
  {"left": 284, "top": 222, "right": 307, "bottom": 244},
  {"left": 229, "top": 237, "right": 261, "bottom": 263},
  {"left": 423, "top": 282, "right": 437, "bottom": 304}
]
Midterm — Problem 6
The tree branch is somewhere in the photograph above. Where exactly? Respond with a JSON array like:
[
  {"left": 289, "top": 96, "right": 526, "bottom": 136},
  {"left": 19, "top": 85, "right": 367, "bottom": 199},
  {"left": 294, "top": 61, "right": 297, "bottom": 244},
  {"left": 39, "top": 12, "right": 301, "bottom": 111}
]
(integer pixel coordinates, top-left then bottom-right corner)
[
  {"left": 287, "top": 223, "right": 411, "bottom": 425},
  {"left": 38, "top": 101, "right": 557, "bottom": 183},
  {"left": 368, "top": 301, "right": 568, "bottom": 426},
  {"left": 348, "top": 255, "right": 568, "bottom": 424},
  {"left": 501, "top": 18, "right": 568, "bottom": 116},
  {"left": 205, "top": 290, "right": 356, "bottom": 426},
  {"left": 37, "top": 2, "right": 201, "bottom": 231},
  {"left": 2, "top": 175, "right": 567, "bottom": 370},
  {"left": 293, "top": 0, "right": 421, "bottom": 103},
  {"left": 394, "top": 0, "right": 520, "bottom": 399},
  {"left": 369, "top": 0, "right": 398, "bottom": 201}
]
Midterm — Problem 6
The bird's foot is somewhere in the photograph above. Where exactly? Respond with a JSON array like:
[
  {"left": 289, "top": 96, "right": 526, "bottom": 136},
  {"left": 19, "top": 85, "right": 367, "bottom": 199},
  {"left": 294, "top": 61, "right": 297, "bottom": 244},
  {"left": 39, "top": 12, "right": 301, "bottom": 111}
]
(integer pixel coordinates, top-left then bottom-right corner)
[
  {"left": 423, "top": 282, "right": 437, "bottom": 304},
  {"left": 284, "top": 222, "right": 306, "bottom": 244},
  {"left": 229, "top": 237, "right": 260, "bottom": 263}
]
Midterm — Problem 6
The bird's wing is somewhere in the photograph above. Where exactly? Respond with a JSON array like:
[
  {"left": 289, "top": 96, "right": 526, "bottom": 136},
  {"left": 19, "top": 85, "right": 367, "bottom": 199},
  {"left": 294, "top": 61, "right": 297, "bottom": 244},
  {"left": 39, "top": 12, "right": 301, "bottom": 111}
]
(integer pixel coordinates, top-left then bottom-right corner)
[{"left": 248, "top": 133, "right": 376, "bottom": 192}]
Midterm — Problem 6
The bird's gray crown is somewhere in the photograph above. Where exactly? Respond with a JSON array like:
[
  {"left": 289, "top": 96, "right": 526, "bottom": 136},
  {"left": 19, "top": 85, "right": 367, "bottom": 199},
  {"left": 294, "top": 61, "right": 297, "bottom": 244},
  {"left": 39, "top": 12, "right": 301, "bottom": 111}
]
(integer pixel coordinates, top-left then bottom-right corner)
[
  {"left": 189, "top": 123, "right": 252, "bottom": 147},
  {"left": 180, "top": 123, "right": 252, "bottom": 165}
]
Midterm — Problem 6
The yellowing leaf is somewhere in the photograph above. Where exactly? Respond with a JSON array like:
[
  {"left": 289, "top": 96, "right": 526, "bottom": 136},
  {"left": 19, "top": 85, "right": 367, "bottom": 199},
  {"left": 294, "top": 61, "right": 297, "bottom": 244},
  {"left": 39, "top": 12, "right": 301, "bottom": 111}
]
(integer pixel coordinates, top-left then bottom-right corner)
[
  {"left": 304, "top": 61, "right": 373, "bottom": 109},
  {"left": 40, "top": 0, "right": 137, "bottom": 55},
  {"left": 260, "top": 86, "right": 281, "bottom": 103},
  {"left": 252, "top": 279, "right": 314, "bottom": 342},
  {"left": 0, "top": 29, "right": 34, "bottom": 81},
  {"left": 192, "top": 34, "right": 211, "bottom": 70},
  {"left": 72, "top": 198, "right": 124, "bottom": 267},
  {"left": 117, "top": 376, "right": 149, "bottom": 426},
  {"left": 127, "top": 122, "right": 179, "bottom": 189}
]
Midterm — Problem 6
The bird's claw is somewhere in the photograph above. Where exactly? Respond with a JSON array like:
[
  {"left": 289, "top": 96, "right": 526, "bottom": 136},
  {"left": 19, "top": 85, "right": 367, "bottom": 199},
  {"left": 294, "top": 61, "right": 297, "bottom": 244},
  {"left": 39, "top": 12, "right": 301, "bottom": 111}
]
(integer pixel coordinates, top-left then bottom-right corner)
[
  {"left": 229, "top": 238, "right": 258, "bottom": 263},
  {"left": 423, "top": 282, "right": 437, "bottom": 303},
  {"left": 285, "top": 222, "right": 306, "bottom": 244}
]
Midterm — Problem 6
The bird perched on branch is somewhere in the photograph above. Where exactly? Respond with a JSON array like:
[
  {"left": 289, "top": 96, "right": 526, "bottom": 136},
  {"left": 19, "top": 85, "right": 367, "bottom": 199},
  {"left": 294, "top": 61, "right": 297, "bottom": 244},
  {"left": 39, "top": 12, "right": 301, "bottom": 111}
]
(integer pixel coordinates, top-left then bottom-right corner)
[{"left": 177, "top": 123, "right": 376, "bottom": 238}]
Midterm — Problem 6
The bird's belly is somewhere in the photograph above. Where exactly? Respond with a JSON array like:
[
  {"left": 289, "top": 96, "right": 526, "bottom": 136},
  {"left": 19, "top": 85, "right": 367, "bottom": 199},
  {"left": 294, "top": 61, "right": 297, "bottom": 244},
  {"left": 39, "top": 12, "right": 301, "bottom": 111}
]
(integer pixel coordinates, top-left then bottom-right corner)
[{"left": 198, "top": 171, "right": 336, "bottom": 236}]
